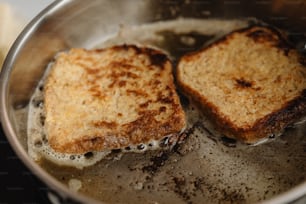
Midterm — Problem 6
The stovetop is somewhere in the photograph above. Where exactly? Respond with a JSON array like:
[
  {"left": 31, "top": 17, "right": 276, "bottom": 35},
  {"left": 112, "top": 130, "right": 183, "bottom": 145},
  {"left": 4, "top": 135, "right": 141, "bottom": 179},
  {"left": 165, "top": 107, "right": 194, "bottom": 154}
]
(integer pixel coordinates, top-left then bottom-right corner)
[{"left": 0, "top": 127, "right": 51, "bottom": 203}]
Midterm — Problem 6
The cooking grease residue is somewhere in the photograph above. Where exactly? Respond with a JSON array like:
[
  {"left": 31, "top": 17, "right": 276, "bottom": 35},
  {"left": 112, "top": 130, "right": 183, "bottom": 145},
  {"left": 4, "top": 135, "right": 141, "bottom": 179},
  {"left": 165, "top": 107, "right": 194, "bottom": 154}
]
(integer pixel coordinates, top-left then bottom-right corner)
[{"left": 27, "top": 19, "right": 306, "bottom": 204}]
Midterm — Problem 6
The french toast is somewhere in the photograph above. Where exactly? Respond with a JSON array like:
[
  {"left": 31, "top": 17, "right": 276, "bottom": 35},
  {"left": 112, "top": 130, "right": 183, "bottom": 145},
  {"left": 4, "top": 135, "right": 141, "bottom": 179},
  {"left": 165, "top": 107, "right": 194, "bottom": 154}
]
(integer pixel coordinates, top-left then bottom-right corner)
[
  {"left": 177, "top": 25, "right": 306, "bottom": 143},
  {"left": 44, "top": 45, "right": 186, "bottom": 154}
]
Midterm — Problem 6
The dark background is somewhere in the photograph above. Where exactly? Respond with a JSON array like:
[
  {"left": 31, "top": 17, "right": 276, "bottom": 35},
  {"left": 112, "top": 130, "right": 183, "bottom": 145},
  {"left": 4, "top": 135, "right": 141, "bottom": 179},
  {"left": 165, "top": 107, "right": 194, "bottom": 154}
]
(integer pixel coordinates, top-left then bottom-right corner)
[{"left": 0, "top": 128, "right": 50, "bottom": 204}]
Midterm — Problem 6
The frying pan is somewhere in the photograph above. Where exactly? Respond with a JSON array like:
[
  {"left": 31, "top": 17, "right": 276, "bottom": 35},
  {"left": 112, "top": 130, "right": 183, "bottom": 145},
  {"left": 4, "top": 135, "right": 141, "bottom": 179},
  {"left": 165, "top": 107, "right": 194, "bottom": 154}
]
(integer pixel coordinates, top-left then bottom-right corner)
[{"left": 1, "top": 0, "right": 306, "bottom": 203}]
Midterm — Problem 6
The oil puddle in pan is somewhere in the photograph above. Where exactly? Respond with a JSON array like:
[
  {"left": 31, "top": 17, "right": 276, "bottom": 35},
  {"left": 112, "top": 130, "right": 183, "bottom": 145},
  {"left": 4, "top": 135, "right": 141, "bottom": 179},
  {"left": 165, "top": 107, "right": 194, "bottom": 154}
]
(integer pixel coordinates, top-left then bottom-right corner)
[{"left": 28, "top": 18, "right": 306, "bottom": 204}]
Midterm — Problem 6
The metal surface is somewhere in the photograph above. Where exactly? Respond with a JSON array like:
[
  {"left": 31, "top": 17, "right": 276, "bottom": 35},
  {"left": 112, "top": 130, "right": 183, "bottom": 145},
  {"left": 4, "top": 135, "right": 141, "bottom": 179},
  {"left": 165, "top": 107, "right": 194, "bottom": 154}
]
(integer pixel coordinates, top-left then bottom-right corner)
[{"left": 1, "top": 0, "right": 306, "bottom": 203}]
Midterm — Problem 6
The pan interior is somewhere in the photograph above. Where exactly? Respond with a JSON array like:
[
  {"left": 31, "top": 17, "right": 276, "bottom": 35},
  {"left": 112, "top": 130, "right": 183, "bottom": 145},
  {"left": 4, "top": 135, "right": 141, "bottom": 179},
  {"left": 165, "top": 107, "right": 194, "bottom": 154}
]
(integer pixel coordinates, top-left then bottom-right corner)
[{"left": 21, "top": 18, "right": 306, "bottom": 204}]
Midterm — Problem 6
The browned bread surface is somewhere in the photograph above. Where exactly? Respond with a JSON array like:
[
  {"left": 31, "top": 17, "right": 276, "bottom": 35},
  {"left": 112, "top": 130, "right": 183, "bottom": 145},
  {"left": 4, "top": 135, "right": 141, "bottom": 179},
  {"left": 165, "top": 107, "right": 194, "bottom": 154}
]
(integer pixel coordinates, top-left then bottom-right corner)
[
  {"left": 45, "top": 45, "right": 186, "bottom": 154},
  {"left": 177, "top": 26, "right": 306, "bottom": 143}
]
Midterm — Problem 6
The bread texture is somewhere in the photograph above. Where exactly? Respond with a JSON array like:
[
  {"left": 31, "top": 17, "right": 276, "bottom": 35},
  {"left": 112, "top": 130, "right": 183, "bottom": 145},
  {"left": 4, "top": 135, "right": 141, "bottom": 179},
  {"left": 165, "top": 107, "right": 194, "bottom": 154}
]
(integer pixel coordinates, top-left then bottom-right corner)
[
  {"left": 45, "top": 45, "right": 186, "bottom": 154},
  {"left": 177, "top": 25, "right": 306, "bottom": 143}
]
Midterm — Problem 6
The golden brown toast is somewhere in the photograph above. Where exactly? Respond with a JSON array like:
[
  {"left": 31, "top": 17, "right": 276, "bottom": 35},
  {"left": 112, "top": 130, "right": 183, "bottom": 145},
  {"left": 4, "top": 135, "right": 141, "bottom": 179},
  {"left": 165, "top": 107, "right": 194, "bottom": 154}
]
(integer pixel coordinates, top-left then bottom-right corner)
[
  {"left": 44, "top": 45, "right": 186, "bottom": 154},
  {"left": 177, "top": 26, "right": 306, "bottom": 143}
]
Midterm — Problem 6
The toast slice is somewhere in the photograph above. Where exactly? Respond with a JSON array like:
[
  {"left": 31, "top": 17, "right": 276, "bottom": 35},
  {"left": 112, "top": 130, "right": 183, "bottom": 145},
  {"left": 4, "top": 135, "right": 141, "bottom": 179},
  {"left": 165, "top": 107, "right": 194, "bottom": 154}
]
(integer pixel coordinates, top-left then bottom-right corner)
[
  {"left": 177, "top": 26, "right": 306, "bottom": 143},
  {"left": 44, "top": 45, "right": 186, "bottom": 154}
]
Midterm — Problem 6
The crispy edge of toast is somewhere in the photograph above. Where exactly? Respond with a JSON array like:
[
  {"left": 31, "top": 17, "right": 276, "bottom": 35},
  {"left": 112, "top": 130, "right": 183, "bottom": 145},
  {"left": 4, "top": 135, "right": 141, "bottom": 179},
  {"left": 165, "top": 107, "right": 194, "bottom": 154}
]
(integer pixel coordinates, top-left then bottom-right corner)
[{"left": 176, "top": 25, "right": 306, "bottom": 143}]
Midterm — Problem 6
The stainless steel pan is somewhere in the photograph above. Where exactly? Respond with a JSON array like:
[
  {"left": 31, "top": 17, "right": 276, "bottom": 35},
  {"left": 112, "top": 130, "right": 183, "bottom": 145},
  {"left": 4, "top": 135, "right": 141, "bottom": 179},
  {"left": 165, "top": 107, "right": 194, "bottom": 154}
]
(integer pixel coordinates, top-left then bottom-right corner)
[{"left": 1, "top": 0, "right": 306, "bottom": 203}]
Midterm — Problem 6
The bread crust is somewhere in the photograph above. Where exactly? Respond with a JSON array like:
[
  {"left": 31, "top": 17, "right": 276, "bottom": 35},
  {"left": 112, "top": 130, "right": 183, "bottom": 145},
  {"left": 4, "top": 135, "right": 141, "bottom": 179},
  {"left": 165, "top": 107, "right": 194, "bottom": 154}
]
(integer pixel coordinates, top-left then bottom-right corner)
[
  {"left": 177, "top": 26, "right": 306, "bottom": 143},
  {"left": 45, "top": 45, "right": 186, "bottom": 153}
]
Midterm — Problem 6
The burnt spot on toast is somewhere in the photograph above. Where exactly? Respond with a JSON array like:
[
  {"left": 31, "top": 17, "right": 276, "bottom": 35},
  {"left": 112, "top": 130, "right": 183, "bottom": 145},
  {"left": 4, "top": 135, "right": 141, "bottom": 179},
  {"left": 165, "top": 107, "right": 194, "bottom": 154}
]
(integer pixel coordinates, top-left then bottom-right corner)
[
  {"left": 149, "top": 52, "right": 169, "bottom": 68},
  {"left": 234, "top": 78, "right": 253, "bottom": 88},
  {"left": 246, "top": 28, "right": 279, "bottom": 44},
  {"left": 234, "top": 77, "right": 261, "bottom": 91}
]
